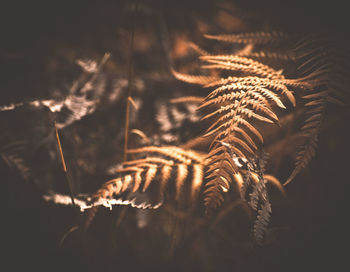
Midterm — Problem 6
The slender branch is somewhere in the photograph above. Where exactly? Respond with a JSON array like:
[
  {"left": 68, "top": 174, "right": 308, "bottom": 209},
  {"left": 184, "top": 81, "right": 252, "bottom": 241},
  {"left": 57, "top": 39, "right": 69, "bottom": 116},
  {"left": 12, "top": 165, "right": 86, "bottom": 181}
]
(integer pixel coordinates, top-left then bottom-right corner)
[{"left": 54, "top": 121, "right": 76, "bottom": 208}]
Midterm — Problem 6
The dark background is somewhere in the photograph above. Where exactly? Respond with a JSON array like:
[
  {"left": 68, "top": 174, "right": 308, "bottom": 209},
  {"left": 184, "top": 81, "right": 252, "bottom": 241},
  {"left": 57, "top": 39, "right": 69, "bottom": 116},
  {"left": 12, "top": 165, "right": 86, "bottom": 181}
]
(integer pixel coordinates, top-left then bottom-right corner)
[{"left": 1, "top": 1, "right": 349, "bottom": 271}]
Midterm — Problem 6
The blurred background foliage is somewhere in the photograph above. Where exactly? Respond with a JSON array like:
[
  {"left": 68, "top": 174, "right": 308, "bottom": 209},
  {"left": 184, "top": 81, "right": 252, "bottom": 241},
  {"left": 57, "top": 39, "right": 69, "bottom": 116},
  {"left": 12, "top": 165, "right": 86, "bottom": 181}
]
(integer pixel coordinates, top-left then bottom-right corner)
[{"left": 0, "top": 0, "right": 349, "bottom": 271}]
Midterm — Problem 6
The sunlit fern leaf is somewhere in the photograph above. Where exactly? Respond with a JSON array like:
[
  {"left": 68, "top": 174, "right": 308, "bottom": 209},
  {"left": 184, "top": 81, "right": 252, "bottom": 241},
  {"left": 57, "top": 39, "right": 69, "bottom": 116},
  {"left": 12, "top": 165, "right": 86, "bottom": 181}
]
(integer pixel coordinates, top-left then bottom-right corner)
[
  {"left": 201, "top": 57, "right": 285, "bottom": 80},
  {"left": 81, "top": 146, "right": 206, "bottom": 228},
  {"left": 205, "top": 76, "right": 310, "bottom": 93},
  {"left": 205, "top": 141, "right": 276, "bottom": 243},
  {"left": 169, "top": 96, "right": 204, "bottom": 104},
  {"left": 172, "top": 32, "right": 303, "bottom": 215},
  {"left": 204, "top": 145, "right": 239, "bottom": 212},
  {"left": 42, "top": 192, "right": 91, "bottom": 207},
  {"left": 171, "top": 69, "right": 219, "bottom": 86},
  {"left": 41, "top": 144, "right": 282, "bottom": 244}
]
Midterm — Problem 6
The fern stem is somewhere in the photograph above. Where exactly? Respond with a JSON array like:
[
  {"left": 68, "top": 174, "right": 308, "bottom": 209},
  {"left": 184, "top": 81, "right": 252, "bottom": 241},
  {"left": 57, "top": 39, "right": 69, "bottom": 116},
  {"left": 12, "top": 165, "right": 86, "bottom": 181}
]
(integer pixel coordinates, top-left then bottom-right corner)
[{"left": 54, "top": 121, "right": 76, "bottom": 208}]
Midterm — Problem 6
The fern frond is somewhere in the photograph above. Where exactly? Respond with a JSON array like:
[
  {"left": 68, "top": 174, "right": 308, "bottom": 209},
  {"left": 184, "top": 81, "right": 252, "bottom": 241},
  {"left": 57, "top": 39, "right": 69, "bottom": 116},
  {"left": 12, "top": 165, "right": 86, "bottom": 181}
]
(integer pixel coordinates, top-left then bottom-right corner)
[
  {"left": 203, "top": 32, "right": 288, "bottom": 44},
  {"left": 171, "top": 69, "right": 218, "bottom": 85},
  {"left": 204, "top": 142, "right": 275, "bottom": 242},
  {"left": 81, "top": 146, "right": 206, "bottom": 227},
  {"left": 233, "top": 154, "right": 274, "bottom": 245},
  {"left": 201, "top": 58, "right": 284, "bottom": 80},
  {"left": 172, "top": 31, "right": 316, "bottom": 242},
  {"left": 203, "top": 82, "right": 289, "bottom": 103},
  {"left": 205, "top": 76, "right": 311, "bottom": 90},
  {"left": 127, "top": 146, "right": 204, "bottom": 164},
  {"left": 0, "top": 53, "right": 112, "bottom": 128},
  {"left": 248, "top": 176, "right": 267, "bottom": 210},
  {"left": 253, "top": 201, "right": 272, "bottom": 245},
  {"left": 285, "top": 91, "right": 325, "bottom": 185},
  {"left": 185, "top": 33, "right": 306, "bottom": 198},
  {"left": 169, "top": 96, "right": 204, "bottom": 104},
  {"left": 286, "top": 35, "right": 349, "bottom": 184},
  {"left": 204, "top": 141, "right": 249, "bottom": 212},
  {"left": 237, "top": 50, "right": 296, "bottom": 61}
]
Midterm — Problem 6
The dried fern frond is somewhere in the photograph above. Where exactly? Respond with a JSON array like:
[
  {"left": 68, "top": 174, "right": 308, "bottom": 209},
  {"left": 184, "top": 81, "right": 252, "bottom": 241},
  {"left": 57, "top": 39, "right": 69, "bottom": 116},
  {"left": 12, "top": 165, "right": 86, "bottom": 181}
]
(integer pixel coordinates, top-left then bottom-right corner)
[
  {"left": 199, "top": 73, "right": 294, "bottom": 169},
  {"left": 203, "top": 32, "right": 288, "bottom": 45},
  {"left": 201, "top": 56, "right": 284, "bottom": 80},
  {"left": 204, "top": 75, "right": 311, "bottom": 90},
  {"left": 204, "top": 141, "right": 279, "bottom": 243},
  {"left": 232, "top": 152, "right": 276, "bottom": 245},
  {"left": 237, "top": 50, "right": 296, "bottom": 62},
  {"left": 172, "top": 32, "right": 304, "bottom": 216},
  {"left": 0, "top": 53, "right": 113, "bottom": 129},
  {"left": 169, "top": 96, "right": 204, "bottom": 104},
  {"left": 81, "top": 146, "right": 206, "bottom": 227},
  {"left": 284, "top": 92, "right": 326, "bottom": 185},
  {"left": 41, "top": 141, "right": 283, "bottom": 244},
  {"left": 171, "top": 69, "right": 219, "bottom": 86},
  {"left": 204, "top": 142, "right": 239, "bottom": 211},
  {"left": 42, "top": 192, "right": 91, "bottom": 208},
  {"left": 285, "top": 35, "right": 350, "bottom": 185},
  {"left": 253, "top": 201, "right": 272, "bottom": 244}
]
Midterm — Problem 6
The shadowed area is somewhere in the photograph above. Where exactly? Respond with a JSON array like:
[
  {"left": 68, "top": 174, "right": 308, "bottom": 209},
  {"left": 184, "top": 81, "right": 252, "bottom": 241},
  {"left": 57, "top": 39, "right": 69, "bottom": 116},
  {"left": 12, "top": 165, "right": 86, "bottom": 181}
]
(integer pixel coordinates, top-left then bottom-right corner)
[{"left": 1, "top": 1, "right": 349, "bottom": 271}]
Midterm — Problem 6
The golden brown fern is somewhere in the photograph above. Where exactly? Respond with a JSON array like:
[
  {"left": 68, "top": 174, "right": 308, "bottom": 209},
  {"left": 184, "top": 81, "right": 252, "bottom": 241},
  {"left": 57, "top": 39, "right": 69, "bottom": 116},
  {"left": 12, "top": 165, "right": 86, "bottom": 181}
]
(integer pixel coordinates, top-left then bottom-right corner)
[
  {"left": 210, "top": 142, "right": 283, "bottom": 244},
  {"left": 42, "top": 140, "right": 284, "bottom": 243},
  {"left": 173, "top": 32, "right": 309, "bottom": 213},
  {"left": 81, "top": 146, "right": 206, "bottom": 228},
  {"left": 80, "top": 143, "right": 284, "bottom": 237},
  {"left": 203, "top": 32, "right": 289, "bottom": 45}
]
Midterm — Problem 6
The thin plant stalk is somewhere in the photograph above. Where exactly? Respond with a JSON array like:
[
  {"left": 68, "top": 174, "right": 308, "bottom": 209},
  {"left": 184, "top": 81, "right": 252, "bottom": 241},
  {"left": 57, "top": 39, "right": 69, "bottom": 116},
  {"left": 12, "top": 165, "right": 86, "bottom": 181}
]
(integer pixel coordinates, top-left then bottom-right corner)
[{"left": 54, "top": 121, "right": 76, "bottom": 208}]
